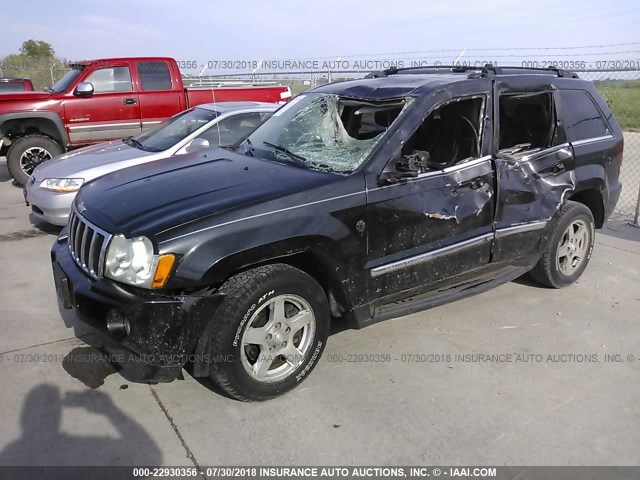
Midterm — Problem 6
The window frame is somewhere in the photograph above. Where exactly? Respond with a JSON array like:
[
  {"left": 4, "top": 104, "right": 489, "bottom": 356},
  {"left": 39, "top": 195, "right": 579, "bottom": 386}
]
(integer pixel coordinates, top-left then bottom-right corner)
[
  {"left": 496, "top": 90, "right": 560, "bottom": 154},
  {"left": 398, "top": 93, "right": 487, "bottom": 170},
  {"left": 83, "top": 66, "right": 133, "bottom": 94},
  {"left": 196, "top": 111, "right": 266, "bottom": 147},
  {"left": 137, "top": 60, "right": 173, "bottom": 92},
  {"left": 558, "top": 89, "right": 612, "bottom": 143}
]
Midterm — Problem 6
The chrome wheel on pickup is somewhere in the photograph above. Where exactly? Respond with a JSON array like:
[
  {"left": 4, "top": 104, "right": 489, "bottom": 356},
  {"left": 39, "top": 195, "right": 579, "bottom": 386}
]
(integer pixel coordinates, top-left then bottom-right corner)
[
  {"left": 529, "top": 201, "right": 595, "bottom": 288},
  {"left": 6, "top": 135, "right": 62, "bottom": 186},
  {"left": 205, "top": 264, "right": 329, "bottom": 401}
]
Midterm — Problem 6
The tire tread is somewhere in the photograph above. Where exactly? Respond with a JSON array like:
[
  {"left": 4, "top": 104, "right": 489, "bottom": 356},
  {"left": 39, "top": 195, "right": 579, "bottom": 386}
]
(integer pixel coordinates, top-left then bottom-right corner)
[
  {"left": 529, "top": 201, "right": 594, "bottom": 288},
  {"left": 208, "top": 264, "right": 321, "bottom": 401},
  {"left": 7, "top": 134, "right": 62, "bottom": 186}
]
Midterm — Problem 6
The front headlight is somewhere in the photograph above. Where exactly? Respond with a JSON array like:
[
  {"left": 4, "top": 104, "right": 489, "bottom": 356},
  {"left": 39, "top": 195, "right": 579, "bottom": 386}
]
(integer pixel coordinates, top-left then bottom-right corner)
[
  {"left": 39, "top": 178, "right": 85, "bottom": 192},
  {"left": 104, "top": 235, "right": 175, "bottom": 289}
]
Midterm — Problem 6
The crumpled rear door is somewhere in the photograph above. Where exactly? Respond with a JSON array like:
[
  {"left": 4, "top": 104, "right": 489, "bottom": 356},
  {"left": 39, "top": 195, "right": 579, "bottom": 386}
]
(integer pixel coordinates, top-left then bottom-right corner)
[{"left": 492, "top": 81, "right": 576, "bottom": 262}]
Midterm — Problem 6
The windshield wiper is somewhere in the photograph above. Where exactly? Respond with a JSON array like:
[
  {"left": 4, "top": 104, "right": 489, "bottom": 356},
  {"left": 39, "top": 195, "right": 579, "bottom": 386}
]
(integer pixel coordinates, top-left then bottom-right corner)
[
  {"left": 123, "top": 136, "right": 145, "bottom": 150},
  {"left": 263, "top": 141, "right": 308, "bottom": 168}
]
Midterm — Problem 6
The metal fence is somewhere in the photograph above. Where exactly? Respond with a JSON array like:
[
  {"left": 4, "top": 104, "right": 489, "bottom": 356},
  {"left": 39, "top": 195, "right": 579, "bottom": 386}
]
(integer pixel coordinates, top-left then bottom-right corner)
[
  {"left": 2, "top": 62, "right": 638, "bottom": 223},
  {"left": 194, "top": 68, "right": 640, "bottom": 224}
]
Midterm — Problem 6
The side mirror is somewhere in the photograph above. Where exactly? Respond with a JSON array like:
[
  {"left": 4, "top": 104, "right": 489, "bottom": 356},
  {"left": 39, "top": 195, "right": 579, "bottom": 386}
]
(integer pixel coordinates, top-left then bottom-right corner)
[
  {"left": 185, "top": 138, "right": 210, "bottom": 153},
  {"left": 74, "top": 82, "right": 94, "bottom": 97},
  {"left": 379, "top": 151, "right": 430, "bottom": 185}
]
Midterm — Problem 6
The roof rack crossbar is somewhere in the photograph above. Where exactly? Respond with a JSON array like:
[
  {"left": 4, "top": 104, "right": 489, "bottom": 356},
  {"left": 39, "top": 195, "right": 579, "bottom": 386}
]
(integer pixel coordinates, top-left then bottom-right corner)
[{"left": 367, "top": 64, "right": 579, "bottom": 79}]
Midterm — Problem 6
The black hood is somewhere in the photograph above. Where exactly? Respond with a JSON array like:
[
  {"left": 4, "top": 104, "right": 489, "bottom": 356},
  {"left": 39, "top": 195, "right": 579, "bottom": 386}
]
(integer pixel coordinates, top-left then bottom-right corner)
[{"left": 76, "top": 148, "right": 338, "bottom": 237}]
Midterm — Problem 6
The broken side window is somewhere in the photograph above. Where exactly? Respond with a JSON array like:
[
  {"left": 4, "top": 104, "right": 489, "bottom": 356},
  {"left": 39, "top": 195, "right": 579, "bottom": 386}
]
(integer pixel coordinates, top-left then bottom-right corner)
[
  {"left": 558, "top": 90, "right": 610, "bottom": 142},
  {"left": 498, "top": 92, "right": 555, "bottom": 153},
  {"left": 401, "top": 96, "right": 484, "bottom": 169},
  {"left": 242, "top": 93, "right": 409, "bottom": 173}
]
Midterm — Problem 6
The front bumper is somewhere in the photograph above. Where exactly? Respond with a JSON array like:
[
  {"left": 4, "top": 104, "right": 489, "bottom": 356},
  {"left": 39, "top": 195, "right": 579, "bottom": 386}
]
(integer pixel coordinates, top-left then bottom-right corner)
[
  {"left": 25, "top": 180, "right": 76, "bottom": 226},
  {"left": 51, "top": 235, "right": 224, "bottom": 383}
]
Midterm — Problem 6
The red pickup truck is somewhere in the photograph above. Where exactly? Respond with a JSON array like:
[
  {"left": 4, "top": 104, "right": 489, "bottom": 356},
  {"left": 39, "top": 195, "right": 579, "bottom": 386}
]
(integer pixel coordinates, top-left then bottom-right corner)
[
  {"left": 0, "top": 57, "right": 291, "bottom": 185},
  {"left": 0, "top": 78, "right": 35, "bottom": 93}
]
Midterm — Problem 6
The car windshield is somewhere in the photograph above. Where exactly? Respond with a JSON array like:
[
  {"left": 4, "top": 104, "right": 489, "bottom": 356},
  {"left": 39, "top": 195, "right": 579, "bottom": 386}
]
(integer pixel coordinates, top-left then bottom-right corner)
[
  {"left": 50, "top": 67, "right": 84, "bottom": 93},
  {"left": 239, "top": 93, "right": 409, "bottom": 173},
  {"left": 129, "top": 107, "right": 219, "bottom": 152}
]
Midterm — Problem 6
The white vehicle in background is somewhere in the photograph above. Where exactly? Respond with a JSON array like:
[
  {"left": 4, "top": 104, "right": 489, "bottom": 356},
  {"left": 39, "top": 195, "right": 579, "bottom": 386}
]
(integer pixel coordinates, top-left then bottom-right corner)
[{"left": 25, "top": 102, "right": 277, "bottom": 226}]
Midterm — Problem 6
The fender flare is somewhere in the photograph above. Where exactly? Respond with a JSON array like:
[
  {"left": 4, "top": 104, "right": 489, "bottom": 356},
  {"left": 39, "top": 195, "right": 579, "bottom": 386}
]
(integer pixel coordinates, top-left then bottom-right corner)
[{"left": 0, "top": 111, "right": 69, "bottom": 147}]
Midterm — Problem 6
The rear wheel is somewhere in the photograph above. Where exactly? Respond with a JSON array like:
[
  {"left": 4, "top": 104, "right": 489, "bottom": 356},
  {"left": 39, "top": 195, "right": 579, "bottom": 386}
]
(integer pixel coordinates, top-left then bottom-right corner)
[
  {"left": 7, "top": 135, "right": 62, "bottom": 186},
  {"left": 206, "top": 264, "right": 329, "bottom": 401},
  {"left": 529, "top": 201, "right": 595, "bottom": 288}
]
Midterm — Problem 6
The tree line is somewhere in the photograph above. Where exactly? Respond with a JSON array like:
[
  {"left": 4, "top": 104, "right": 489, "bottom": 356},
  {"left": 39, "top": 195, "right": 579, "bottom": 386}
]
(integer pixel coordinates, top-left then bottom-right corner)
[{"left": 0, "top": 40, "right": 69, "bottom": 90}]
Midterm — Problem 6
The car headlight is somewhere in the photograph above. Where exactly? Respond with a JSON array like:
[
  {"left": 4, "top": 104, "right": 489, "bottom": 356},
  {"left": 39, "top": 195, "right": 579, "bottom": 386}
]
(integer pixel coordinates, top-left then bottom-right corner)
[
  {"left": 39, "top": 178, "right": 85, "bottom": 192},
  {"left": 104, "top": 234, "right": 175, "bottom": 289}
]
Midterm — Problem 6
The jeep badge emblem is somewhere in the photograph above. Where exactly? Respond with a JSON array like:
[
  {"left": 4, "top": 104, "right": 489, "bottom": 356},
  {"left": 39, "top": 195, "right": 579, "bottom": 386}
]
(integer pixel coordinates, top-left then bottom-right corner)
[{"left": 78, "top": 202, "right": 87, "bottom": 213}]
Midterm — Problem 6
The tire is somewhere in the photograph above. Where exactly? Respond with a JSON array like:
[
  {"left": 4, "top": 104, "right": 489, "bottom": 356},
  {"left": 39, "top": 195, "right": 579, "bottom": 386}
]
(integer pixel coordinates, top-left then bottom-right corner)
[
  {"left": 529, "top": 201, "right": 595, "bottom": 288},
  {"left": 7, "top": 135, "right": 62, "bottom": 186},
  {"left": 206, "top": 264, "right": 329, "bottom": 401}
]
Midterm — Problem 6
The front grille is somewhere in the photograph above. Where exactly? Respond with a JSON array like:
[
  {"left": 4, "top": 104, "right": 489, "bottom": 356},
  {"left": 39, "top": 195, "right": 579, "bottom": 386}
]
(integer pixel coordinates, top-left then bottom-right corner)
[{"left": 67, "top": 207, "right": 112, "bottom": 279}]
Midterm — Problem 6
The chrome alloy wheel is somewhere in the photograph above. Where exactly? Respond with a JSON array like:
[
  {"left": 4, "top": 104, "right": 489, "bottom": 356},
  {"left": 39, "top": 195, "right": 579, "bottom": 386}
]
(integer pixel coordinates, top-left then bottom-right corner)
[
  {"left": 240, "top": 294, "right": 316, "bottom": 383},
  {"left": 556, "top": 219, "right": 590, "bottom": 276},
  {"left": 20, "top": 147, "right": 53, "bottom": 175}
]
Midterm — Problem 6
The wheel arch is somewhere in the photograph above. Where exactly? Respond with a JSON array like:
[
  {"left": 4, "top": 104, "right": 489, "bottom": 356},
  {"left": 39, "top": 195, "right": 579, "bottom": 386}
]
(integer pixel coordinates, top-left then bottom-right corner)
[
  {"left": 0, "top": 112, "right": 69, "bottom": 148},
  {"left": 567, "top": 188, "right": 605, "bottom": 228},
  {"left": 190, "top": 236, "right": 357, "bottom": 317}
]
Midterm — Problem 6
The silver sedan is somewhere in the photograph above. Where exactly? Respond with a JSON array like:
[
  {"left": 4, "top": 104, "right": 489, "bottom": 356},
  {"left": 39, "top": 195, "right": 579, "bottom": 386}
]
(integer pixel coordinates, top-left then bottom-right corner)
[{"left": 25, "top": 102, "right": 277, "bottom": 226}]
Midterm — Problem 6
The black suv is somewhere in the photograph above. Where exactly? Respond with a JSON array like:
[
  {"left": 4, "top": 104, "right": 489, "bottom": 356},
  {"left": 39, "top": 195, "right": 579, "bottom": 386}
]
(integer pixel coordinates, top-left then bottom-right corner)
[{"left": 51, "top": 65, "right": 624, "bottom": 401}]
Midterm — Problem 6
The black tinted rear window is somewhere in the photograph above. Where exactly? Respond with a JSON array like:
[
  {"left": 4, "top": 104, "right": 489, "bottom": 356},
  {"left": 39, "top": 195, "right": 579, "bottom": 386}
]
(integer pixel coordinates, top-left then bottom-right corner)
[
  {"left": 559, "top": 90, "right": 610, "bottom": 141},
  {"left": 0, "top": 82, "right": 25, "bottom": 92},
  {"left": 138, "top": 61, "right": 172, "bottom": 91}
]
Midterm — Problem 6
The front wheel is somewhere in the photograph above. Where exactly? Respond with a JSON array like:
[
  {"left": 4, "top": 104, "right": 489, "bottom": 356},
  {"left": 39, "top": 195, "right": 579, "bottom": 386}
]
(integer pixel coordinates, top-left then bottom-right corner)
[
  {"left": 7, "top": 135, "right": 62, "bottom": 186},
  {"left": 206, "top": 264, "right": 329, "bottom": 401},
  {"left": 529, "top": 201, "right": 595, "bottom": 288}
]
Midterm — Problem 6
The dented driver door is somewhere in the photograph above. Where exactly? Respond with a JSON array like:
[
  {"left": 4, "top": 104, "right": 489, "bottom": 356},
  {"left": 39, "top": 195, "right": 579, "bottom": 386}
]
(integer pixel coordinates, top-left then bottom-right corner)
[
  {"left": 492, "top": 80, "right": 576, "bottom": 263},
  {"left": 364, "top": 86, "right": 496, "bottom": 302}
]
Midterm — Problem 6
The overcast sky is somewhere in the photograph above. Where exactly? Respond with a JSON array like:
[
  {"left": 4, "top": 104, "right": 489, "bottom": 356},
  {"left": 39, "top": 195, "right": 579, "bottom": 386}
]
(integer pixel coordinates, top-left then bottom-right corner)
[{"left": 1, "top": 0, "right": 639, "bottom": 71}]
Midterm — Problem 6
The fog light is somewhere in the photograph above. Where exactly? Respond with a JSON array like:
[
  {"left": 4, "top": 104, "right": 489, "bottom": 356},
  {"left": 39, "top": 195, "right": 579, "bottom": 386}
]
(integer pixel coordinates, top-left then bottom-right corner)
[{"left": 106, "top": 309, "right": 130, "bottom": 338}]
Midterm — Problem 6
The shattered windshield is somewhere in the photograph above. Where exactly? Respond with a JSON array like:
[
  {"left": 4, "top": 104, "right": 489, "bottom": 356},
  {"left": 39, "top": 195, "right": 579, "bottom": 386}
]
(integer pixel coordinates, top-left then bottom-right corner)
[{"left": 240, "top": 93, "right": 409, "bottom": 173}]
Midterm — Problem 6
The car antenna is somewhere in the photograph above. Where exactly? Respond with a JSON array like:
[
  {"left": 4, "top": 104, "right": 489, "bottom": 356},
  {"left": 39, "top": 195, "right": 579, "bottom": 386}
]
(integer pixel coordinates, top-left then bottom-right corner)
[{"left": 208, "top": 77, "right": 222, "bottom": 147}]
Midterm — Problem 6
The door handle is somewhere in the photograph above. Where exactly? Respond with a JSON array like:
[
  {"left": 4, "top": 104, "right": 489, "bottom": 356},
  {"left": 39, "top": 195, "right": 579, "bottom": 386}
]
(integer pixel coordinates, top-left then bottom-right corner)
[
  {"left": 123, "top": 98, "right": 137, "bottom": 105},
  {"left": 461, "top": 178, "right": 485, "bottom": 189},
  {"left": 540, "top": 163, "right": 565, "bottom": 175},
  {"left": 451, "top": 178, "right": 485, "bottom": 195}
]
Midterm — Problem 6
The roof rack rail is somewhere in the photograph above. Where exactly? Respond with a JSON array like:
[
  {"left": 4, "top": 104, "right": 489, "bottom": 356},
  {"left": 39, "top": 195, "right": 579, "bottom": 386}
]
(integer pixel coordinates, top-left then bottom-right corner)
[{"left": 366, "top": 64, "right": 579, "bottom": 79}]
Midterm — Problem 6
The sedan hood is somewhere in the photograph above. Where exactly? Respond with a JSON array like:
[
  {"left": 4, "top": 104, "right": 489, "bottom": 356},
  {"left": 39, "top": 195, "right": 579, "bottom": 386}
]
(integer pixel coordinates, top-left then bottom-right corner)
[
  {"left": 32, "top": 141, "right": 155, "bottom": 181},
  {"left": 76, "top": 149, "right": 338, "bottom": 236}
]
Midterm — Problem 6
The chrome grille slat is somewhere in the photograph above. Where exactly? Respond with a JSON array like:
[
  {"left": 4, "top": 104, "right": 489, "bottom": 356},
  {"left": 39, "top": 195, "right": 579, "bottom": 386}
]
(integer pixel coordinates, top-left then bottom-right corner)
[
  {"left": 69, "top": 213, "right": 78, "bottom": 257},
  {"left": 80, "top": 226, "right": 90, "bottom": 268},
  {"left": 74, "top": 221, "right": 84, "bottom": 260},
  {"left": 88, "top": 230, "right": 98, "bottom": 275},
  {"left": 67, "top": 205, "right": 112, "bottom": 280},
  {"left": 98, "top": 240, "right": 108, "bottom": 277}
]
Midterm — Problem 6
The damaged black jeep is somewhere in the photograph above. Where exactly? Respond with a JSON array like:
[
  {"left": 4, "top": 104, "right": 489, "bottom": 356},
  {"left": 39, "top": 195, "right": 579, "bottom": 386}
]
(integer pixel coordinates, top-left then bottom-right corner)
[{"left": 51, "top": 65, "right": 623, "bottom": 401}]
